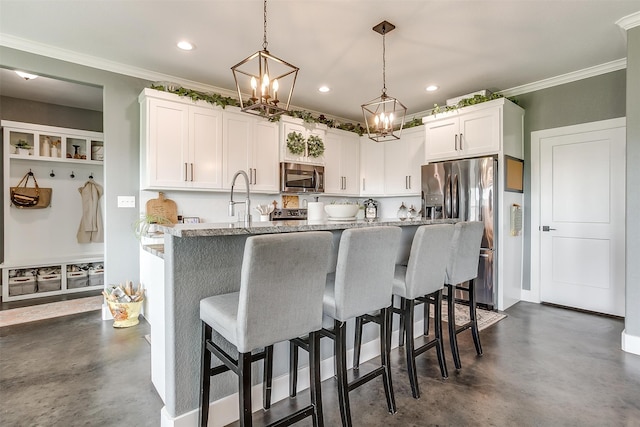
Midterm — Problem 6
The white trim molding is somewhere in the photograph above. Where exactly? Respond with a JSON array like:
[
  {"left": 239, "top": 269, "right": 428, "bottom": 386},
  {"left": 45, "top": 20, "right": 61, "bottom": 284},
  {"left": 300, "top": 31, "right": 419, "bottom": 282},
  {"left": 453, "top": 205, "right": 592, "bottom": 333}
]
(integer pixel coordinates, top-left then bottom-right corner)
[
  {"left": 622, "top": 330, "right": 640, "bottom": 356},
  {"left": 616, "top": 11, "right": 640, "bottom": 31}
]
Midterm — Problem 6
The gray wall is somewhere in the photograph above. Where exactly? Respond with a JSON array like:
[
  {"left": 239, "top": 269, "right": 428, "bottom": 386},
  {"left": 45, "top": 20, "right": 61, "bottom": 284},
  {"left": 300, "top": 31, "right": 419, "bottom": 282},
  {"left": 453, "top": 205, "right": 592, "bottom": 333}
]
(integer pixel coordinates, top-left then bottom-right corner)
[
  {"left": 625, "top": 26, "right": 640, "bottom": 337},
  {"left": 514, "top": 70, "right": 627, "bottom": 290},
  {"left": 0, "top": 95, "right": 103, "bottom": 132},
  {"left": 1, "top": 46, "right": 150, "bottom": 288}
]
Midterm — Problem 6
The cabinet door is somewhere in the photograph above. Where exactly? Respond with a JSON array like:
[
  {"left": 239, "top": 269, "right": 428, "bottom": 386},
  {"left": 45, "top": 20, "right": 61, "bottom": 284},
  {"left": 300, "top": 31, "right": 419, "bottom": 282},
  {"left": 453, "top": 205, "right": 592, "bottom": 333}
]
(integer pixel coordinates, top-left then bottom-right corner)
[
  {"left": 147, "top": 98, "right": 189, "bottom": 188},
  {"left": 190, "top": 106, "right": 223, "bottom": 189},
  {"left": 340, "top": 132, "right": 360, "bottom": 196},
  {"left": 222, "top": 112, "right": 252, "bottom": 189},
  {"left": 403, "top": 128, "right": 425, "bottom": 194},
  {"left": 459, "top": 107, "right": 500, "bottom": 157},
  {"left": 252, "top": 120, "right": 279, "bottom": 193},
  {"left": 384, "top": 129, "right": 424, "bottom": 196},
  {"left": 424, "top": 116, "right": 459, "bottom": 162},
  {"left": 322, "top": 131, "right": 343, "bottom": 194},
  {"left": 360, "top": 138, "right": 385, "bottom": 196}
]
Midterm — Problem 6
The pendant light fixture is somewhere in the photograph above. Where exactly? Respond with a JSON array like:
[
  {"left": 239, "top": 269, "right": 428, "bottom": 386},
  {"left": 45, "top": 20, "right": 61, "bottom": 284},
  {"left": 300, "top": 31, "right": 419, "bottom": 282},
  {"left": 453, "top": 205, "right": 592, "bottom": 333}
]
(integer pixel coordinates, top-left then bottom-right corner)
[
  {"left": 361, "top": 21, "right": 407, "bottom": 142},
  {"left": 231, "top": 0, "right": 299, "bottom": 118}
]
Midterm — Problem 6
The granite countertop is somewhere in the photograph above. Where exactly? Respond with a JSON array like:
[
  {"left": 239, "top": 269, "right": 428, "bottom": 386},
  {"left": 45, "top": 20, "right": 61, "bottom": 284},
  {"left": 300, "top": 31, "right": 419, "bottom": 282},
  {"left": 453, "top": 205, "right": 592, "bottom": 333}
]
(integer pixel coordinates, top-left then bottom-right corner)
[{"left": 157, "top": 217, "right": 457, "bottom": 238}]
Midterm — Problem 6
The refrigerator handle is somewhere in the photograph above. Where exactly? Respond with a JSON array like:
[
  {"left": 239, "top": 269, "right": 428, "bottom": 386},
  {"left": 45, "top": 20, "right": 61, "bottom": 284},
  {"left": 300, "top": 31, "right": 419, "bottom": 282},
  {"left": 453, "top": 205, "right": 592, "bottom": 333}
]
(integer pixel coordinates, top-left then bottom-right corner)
[
  {"left": 452, "top": 174, "right": 459, "bottom": 218},
  {"left": 445, "top": 174, "right": 452, "bottom": 218}
]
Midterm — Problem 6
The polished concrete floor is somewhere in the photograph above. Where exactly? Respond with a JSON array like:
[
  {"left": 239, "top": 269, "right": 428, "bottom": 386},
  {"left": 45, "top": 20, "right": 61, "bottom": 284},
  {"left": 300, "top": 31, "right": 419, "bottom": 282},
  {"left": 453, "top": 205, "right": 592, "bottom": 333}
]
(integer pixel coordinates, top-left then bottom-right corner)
[{"left": 1, "top": 302, "right": 639, "bottom": 426}]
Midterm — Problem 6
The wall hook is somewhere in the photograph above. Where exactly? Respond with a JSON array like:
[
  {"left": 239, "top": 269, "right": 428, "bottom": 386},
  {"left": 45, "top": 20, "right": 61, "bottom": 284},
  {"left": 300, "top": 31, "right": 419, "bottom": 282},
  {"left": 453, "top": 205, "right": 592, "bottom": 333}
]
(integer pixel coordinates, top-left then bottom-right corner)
[
  {"left": 89, "top": 172, "right": 94, "bottom": 179},
  {"left": 50, "top": 170, "right": 55, "bottom": 177},
  {"left": 28, "top": 169, "right": 34, "bottom": 176},
  {"left": 70, "top": 171, "right": 75, "bottom": 179}
]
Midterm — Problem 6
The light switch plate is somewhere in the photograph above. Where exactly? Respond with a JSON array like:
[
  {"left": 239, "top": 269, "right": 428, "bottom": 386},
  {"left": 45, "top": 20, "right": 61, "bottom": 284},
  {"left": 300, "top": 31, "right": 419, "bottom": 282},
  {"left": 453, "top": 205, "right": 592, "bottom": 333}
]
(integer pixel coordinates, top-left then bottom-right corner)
[{"left": 117, "top": 196, "right": 136, "bottom": 208}]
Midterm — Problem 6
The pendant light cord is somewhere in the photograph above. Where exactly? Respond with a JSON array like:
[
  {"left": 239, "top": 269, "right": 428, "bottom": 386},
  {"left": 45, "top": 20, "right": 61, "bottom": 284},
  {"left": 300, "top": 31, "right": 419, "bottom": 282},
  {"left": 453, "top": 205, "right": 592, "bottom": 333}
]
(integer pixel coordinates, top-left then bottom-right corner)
[
  {"left": 381, "top": 25, "right": 387, "bottom": 96},
  {"left": 263, "top": 0, "right": 268, "bottom": 51}
]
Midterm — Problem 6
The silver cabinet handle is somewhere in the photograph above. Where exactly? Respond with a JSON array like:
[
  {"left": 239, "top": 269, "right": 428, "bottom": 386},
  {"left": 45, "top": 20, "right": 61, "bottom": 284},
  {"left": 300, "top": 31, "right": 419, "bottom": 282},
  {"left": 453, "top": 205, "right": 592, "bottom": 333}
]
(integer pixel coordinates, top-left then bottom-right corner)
[
  {"left": 190, "top": 163, "right": 194, "bottom": 181},
  {"left": 460, "top": 133, "right": 463, "bottom": 150},
  {"left": 454, "top": 134, "right": 458, "bottom": 151},
  {"left": 184, "top": 163, "right": 188, "bottom": 181},
  {"left": 408, "top": 175, "right": 411, "bottom": 189},
  {"left": 362, "top": 178, "right": 366, "bottom": 191}
]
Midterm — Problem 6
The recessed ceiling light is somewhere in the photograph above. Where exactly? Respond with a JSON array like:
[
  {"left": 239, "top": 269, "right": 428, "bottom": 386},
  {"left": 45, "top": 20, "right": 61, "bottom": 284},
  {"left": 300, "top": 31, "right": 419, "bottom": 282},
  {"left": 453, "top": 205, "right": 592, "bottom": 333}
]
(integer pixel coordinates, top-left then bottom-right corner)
[
  {"left": 15, "top": 70, "right": 39, "bottom": 80},
  {"left": 177, "top": 41, "right": 195, "bottom": 51},
  {"left": 318, "top": 86, "right": 330, "bottom": 93},
  {"left": 426, "top": 85, "right": 439, "bottom": 92}
]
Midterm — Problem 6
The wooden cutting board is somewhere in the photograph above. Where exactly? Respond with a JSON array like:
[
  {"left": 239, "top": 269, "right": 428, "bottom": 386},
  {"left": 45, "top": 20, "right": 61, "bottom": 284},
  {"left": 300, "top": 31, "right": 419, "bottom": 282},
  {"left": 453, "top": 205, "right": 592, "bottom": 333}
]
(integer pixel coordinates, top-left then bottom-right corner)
[{"left": 145, "top": 192, "right": 178, "bottom": 224}]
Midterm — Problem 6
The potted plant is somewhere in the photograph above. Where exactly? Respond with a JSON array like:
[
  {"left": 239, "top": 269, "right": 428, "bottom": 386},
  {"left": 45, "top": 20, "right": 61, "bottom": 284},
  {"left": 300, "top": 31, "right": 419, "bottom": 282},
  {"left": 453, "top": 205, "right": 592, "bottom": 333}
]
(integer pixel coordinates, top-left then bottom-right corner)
[
  {"left": 15, "top": 140, "right": 32, "bottom": 155},
  {"left": 133, "top": 213, "right": 171, "bottom": 240}
]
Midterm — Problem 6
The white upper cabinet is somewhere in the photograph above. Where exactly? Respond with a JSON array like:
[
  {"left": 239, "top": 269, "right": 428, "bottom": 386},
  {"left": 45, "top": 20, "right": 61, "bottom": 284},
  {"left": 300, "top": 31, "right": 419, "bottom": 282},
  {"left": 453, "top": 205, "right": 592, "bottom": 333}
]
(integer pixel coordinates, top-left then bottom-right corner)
[
  {"left": 423, "top": 98, "right": 523, "bottom": 162},
  {"left": 222, "top": 109, "right": 279, "bottom": 193},
  {"left": 140, "top": 89, "right": 222, "bottom": 190},
  {"left": 323, "top": 129, "right": 360, "bottom": 196},
  {"left": 280, "top": 116, "right": 326, "bottom": 165},
  {"left": 359, "top": 137, "right": 385, "bottom": 196},
  {"left": 383, "top": 126, "right": 424, "bottom": 196}
]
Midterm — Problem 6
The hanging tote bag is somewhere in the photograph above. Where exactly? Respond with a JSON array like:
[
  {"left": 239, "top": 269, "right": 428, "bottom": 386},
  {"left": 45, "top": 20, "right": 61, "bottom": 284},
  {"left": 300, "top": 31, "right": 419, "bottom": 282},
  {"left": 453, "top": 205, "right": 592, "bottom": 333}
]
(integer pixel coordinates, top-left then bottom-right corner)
[{"left": 10, "top": 171, "right": 52, "bottom": 209}]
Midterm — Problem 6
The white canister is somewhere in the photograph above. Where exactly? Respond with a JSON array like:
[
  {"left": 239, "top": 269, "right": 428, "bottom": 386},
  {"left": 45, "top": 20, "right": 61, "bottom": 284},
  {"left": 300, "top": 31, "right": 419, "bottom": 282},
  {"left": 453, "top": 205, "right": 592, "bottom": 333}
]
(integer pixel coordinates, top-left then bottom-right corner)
[
  {"left": 307, "top": 202, "right": 325, "bottom": 221},
  {"left": 42, "top": 137, "right": 51, "bottom": 157}
]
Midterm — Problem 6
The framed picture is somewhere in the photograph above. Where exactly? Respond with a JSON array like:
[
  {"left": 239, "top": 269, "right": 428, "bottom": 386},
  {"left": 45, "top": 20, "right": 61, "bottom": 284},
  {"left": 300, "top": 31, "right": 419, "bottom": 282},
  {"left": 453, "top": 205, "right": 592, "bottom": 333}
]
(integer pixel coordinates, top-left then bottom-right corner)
[
  {"left": 183, "top": 217, "right": 200, "bottom": 224},
  {"left": 504, "top": 155, "right": 524, "bottom": 193}
]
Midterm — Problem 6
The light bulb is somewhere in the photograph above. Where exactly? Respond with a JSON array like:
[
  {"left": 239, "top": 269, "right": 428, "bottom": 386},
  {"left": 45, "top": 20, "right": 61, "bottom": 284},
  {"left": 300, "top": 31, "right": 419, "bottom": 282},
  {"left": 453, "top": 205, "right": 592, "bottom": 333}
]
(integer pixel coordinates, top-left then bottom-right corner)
[{"left": 250, "top": 77, "right": 257, "bottom": 98}]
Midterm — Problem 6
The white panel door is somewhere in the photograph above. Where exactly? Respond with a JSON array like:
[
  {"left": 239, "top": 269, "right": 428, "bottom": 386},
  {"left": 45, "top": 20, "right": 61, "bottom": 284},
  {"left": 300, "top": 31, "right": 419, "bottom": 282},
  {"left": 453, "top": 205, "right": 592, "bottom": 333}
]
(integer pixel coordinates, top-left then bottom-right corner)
[{"left": 539, "top": 126, "right": 625, "bottom": 316}]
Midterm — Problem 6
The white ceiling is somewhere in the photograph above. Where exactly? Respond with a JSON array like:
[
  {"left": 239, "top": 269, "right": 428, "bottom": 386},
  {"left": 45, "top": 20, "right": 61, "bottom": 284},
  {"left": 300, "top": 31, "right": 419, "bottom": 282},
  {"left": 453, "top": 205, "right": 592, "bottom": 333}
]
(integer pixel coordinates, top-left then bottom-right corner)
[{"left": 0, "top": 1, "right": 638, "bottom": 121}]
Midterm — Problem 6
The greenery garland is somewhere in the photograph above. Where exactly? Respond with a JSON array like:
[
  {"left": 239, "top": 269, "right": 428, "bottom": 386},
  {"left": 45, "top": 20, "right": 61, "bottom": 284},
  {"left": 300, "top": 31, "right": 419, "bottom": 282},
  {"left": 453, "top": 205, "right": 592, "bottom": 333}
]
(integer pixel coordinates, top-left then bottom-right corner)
[
  {"left": 149, "top": 84, "right": 517, "bottom": 135},
  {"left": 286, "top": 131, "right": 305, "bottom": 155},
  {"left": 306, "top": 135, "right": 325, "bottom": 158}
]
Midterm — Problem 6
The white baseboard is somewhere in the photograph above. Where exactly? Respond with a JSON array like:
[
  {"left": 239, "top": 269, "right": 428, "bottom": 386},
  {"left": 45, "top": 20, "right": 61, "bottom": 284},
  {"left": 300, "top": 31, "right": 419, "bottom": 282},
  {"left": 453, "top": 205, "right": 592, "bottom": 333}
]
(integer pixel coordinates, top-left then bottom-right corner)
[
  {"left": 159, "top": 321, "right": 415, "bottom": 427},
  {"left": 621, "top": 329, "right": 640, "bottom": 355}
]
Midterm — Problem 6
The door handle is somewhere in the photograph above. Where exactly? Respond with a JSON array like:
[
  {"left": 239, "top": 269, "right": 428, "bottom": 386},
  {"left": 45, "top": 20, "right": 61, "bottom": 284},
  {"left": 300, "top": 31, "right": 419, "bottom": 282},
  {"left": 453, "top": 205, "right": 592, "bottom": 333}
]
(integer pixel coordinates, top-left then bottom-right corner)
[
  {"left": 454, "top": 134, "right": 458, "bottom": 151},
  {"left": 184, "top": 163, "right": 188, "bottom": 181},
  {"left": 541, "top": 226, "right": 557, "bottom": 232},
  {"left": 190, "top": 163, "right": 194, "bottom": 181},
  {"left": 459, "top": 133, "right": 463, "bottom": 150}
]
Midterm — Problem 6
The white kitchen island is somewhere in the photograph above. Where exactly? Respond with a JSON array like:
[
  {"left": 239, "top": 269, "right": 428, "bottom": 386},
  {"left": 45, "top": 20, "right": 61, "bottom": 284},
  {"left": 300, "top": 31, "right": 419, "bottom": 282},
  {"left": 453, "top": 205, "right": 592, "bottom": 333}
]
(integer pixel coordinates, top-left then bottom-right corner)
[{"left": 144, "top": 218, "right": 456, "bottom": 427}]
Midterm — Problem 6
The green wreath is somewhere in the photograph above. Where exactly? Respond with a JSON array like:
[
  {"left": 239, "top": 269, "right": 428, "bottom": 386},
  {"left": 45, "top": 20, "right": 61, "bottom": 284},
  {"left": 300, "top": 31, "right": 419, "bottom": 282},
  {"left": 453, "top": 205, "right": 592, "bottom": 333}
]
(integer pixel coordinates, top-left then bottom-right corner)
[
  {"left": 306, "top": 135, "right": 325, "bottom": 158},
  {"left": 286, "top": 131, "right": 305, "bottom": 155}
]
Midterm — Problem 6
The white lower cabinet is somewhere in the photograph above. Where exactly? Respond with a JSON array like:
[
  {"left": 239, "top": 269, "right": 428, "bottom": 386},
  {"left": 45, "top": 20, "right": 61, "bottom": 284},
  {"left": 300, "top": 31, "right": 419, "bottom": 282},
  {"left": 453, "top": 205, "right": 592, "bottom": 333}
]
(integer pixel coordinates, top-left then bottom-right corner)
[
  {"left": 222, "top": 109, "right": 279, "bottom": 193},
  {"left": 323, "top": 129, "right": 360, "bottom": 196},
  {"left": 2, "top": 258, "right": 104, "bottom": 302}
]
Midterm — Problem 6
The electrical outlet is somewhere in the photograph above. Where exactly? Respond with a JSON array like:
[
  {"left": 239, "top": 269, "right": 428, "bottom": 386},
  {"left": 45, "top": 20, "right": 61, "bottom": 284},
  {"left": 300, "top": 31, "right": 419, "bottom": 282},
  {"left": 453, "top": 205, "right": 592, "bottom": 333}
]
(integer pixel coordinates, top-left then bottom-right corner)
[{"left": 117, "top": 196, "right": 136, "bottom": 208}]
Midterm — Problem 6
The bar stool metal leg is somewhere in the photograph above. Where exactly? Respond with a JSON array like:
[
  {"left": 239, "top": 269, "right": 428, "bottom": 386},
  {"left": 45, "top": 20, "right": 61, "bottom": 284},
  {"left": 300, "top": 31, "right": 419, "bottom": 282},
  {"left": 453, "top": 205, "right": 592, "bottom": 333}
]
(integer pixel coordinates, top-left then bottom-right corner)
[
  {"left": 289, "top": 341, "right": 299, "bottom": 397},
  {"left": 199, "top": 323, "right": 213, "bottom": 427},
  {"left": 447, "top": 284, "right": 462, "bottom": 370},
  {"left": 334, "top": 320, "right": 352, "bottom": 427},
  {"left": 352, "top": 316, "right": 363, "bottom": 370}
]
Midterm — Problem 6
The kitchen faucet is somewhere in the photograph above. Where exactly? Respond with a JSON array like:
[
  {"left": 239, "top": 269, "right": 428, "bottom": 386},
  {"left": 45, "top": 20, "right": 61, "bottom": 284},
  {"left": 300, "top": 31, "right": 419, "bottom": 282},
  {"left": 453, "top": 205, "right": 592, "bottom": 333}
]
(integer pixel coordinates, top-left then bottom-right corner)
[{"left": 229, "top": 170, "right": 251, "bottom": 225}]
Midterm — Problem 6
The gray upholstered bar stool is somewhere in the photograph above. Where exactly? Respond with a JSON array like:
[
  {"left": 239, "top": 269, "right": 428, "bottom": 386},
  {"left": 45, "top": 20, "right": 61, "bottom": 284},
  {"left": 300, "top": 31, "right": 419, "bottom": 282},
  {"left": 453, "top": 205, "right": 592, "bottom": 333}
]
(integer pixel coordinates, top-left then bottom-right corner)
[
  {"left": 199, "top": 231, "right": 333, "bottom": 427},
  {"left": 357, "top": 224, "right": 454, "bottom": 399},
  {"left": 445, "top": 221, "right": 485, "bottom": 369},
  {"left": 290, "top": 226, "right": 402, "bottom": 427}
]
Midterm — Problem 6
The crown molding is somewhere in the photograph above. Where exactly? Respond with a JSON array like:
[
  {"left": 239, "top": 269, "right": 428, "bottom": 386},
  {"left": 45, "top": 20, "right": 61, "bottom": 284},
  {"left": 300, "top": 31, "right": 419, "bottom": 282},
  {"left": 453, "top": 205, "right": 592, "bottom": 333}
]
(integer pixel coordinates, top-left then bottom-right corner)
[
  {"left": 0, "top": 33, "right": 237, "bottom": 98},
  {"left": 500, "top": 59, "right": 627, "bottom": 97},
  {"left": 616, "top": 11, "right": 640, "bottom": 30}
]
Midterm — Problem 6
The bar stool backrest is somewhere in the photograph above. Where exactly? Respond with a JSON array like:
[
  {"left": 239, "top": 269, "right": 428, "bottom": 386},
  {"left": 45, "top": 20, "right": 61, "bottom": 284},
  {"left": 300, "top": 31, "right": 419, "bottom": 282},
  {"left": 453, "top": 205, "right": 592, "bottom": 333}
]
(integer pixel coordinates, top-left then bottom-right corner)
[
  {"left": 446, "top": 221, "right": 485, "bottom": 286},
  {"left": 332, "top": 226, "right": 402, "bottom": 321},
  {"left": 403, "top": 224, "right": 455, "bottom": 299},
  {"left": 237, "top": 231, "right": 333, "bottom": 352}
]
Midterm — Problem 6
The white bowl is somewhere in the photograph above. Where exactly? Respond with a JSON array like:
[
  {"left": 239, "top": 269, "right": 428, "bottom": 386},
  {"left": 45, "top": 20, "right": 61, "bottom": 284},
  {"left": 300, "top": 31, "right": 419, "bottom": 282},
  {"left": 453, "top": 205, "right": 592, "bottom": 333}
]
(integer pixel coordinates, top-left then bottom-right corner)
[{"left": 324, "top": 204, "right": 359, "bottom": 219}]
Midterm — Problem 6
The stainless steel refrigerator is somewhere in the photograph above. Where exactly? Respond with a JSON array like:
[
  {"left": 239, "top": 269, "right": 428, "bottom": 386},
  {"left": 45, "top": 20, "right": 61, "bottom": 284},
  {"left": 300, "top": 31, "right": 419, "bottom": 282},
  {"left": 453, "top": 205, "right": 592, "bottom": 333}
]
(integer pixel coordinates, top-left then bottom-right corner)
[{"left": 421, "top": 156, "right": 497, "bottom": 309}]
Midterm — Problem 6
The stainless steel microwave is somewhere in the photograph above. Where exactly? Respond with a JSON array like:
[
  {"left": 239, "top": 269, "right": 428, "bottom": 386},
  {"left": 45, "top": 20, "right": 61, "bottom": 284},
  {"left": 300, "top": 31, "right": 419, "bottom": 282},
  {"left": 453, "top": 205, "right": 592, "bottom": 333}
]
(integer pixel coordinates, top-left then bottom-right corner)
[{"left": 280, "top": 162, "right": 324, "bottom": 193}]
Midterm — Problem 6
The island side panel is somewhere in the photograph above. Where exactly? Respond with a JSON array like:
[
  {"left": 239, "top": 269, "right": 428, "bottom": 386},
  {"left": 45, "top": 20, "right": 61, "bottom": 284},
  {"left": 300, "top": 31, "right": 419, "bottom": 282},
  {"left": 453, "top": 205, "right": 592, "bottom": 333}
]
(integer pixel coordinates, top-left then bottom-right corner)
[{"left": 164, "top": 233, "right": 249, "bottom": 418}]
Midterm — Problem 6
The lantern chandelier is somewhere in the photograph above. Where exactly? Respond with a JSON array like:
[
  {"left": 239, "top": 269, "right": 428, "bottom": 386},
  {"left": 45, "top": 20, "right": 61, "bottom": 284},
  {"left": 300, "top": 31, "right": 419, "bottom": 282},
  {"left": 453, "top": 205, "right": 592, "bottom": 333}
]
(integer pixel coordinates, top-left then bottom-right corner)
[
  {"left": 231, "top": 0, "right": 299, "bottom": 118},
  {"left": 361, "top": 21, "right": 407, "bottom": 142}
]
